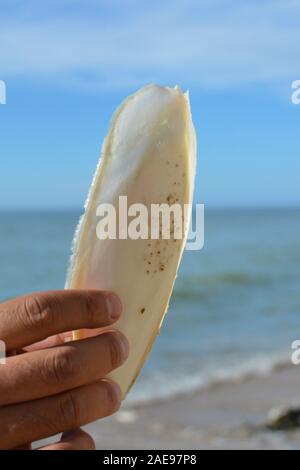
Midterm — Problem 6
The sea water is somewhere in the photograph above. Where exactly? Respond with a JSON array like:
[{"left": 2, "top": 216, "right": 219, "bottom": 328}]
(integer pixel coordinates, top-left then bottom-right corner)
[{"left": 0, "top": 208, "right": 299, "bottom": 403}]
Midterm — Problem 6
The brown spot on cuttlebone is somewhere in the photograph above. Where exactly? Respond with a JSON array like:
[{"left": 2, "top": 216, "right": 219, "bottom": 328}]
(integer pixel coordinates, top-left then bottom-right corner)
[
  {"left": 140, "top": 308, "right": 146, "bottom": 314},
  {"left": 166, "top": 193, "right": 177, "bottom": 204}
]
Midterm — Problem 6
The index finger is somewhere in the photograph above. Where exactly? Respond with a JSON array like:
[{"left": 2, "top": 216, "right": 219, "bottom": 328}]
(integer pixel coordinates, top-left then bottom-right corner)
[{"left": 0, "top": 290, "right": 122, "bottom": 351}]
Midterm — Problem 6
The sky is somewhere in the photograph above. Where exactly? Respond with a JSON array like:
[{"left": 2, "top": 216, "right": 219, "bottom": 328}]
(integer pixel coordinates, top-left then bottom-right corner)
[{"left": 0, "top": 0, "right": 299, "bottom": 209}]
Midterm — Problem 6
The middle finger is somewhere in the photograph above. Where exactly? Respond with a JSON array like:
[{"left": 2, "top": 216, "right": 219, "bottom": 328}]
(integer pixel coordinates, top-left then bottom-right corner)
[{"left": 0, "top": 331, "right": 129, "bottom": 406}]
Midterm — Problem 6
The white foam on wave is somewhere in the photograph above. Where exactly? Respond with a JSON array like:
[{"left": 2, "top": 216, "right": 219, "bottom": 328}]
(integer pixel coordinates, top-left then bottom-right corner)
[{"left": 125, "top": 350, "right": 289, "bottom": 407}]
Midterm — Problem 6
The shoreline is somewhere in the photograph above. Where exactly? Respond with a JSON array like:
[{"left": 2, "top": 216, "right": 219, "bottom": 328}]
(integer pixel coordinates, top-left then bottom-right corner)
[
  {"left": 124, "top": 354, "right": 289, "bottom": 408},
  {"left": 85, "top": 363, "right": 300, "bottom": 450}
]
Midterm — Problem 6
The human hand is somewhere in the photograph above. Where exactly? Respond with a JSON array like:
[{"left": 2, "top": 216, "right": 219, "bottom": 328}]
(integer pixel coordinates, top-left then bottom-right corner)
[{"left": 0, "top": 290, "right": 128, "bottom": 450}]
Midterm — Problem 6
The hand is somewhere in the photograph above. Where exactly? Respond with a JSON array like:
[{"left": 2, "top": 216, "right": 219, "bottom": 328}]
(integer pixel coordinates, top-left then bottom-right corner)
[{"left": 0, "top": 290, "right": 129, "bottom": 450}]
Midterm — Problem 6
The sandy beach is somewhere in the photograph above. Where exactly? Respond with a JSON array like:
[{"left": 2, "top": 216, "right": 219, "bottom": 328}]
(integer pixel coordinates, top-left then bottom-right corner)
[{"left": 84, "top": 364, "right": 300, "bottom": 450}]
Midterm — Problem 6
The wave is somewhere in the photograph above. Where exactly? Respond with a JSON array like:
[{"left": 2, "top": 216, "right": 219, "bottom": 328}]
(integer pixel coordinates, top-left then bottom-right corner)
[
  {"left": 125, "top": 351, "right": 289, "bottom": 408},
  {"left": 173, "top": 271, "right": 271, "bottom": 299}
]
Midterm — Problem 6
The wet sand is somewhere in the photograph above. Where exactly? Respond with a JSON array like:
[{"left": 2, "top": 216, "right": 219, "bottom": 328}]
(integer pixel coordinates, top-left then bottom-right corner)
[{"left": 85, "top": 364, "right": 300, "bottom": 450}]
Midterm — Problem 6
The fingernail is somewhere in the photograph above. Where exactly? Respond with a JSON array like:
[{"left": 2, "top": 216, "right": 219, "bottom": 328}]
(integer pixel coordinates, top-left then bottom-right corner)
[{"left": 106, "top": 293, "right": 122, "bottom": 320}]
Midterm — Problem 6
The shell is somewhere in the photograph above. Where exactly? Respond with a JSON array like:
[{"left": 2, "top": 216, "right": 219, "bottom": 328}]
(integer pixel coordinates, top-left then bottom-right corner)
[{"left": 66, "top": 85, "right": 197, "bottom": 397}]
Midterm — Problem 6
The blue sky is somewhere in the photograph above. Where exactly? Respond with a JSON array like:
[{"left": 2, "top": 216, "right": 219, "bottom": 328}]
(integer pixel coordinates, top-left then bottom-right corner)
[{"left": 0, "top": 0, "right": 299, "bottom": 209}]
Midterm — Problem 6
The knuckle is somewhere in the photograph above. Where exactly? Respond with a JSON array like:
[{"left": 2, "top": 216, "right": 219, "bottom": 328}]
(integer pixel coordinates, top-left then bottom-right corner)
[
  {"left": 46, "top": 348, "right": 81, "bottom": 383},
  {"left": 22, "top": 296, "right": 54, "bottom": 330},
  {"left": 82, "top": 293, "right": 100, "bottom": 325},
  {"left": 104, "top": 382, "right": 121, "bottom": 413},
  {"left": 107, "top": 333, "right": 123, "bottom": 369},
  {"left": 58, "top": 391, "right": 82, "bottom": 428}
]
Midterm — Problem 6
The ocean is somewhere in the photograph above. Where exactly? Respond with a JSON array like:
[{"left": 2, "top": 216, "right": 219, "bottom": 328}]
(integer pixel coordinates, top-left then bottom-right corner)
[{"left": 0, "top": 208, "right": 299, "bottom": 404}]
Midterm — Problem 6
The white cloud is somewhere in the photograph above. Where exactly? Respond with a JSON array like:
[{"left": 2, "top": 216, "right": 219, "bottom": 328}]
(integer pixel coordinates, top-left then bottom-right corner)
[{"left": 0, "top": 0, "right": 299, "bottom": 90}]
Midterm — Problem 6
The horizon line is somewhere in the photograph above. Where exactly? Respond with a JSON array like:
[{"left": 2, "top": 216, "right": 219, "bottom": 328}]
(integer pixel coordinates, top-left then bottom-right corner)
[{"left": 0, "top": 204, "right": 299, "bottom": 213}]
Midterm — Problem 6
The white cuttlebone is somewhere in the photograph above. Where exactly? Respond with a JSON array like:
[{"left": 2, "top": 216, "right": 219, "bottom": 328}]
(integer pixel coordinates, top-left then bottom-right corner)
[{"left": 66, "top": 84, "right": 197, "bottom": 397}]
